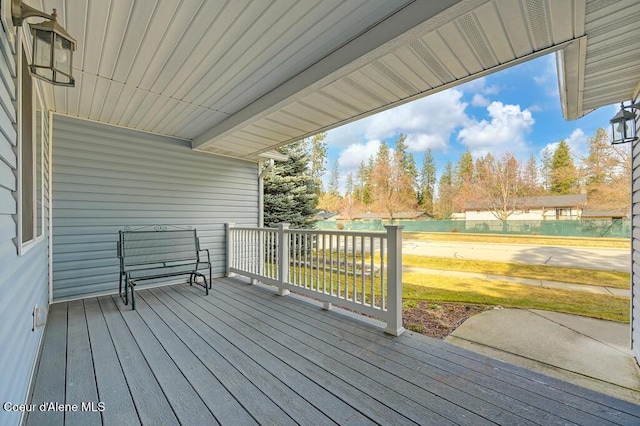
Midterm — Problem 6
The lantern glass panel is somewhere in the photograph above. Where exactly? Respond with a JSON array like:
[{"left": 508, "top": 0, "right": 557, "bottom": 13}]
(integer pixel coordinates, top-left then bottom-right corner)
[
  {"left": 53, "top": 35, "right": 72, "bottom": 74},
  {"left": 32, "top": 29, "right": 52, "bottom": 68}
]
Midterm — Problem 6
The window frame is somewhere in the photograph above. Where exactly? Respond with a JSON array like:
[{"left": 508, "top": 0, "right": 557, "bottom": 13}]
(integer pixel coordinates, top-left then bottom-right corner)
[{"left": 17, "top": 32, "right": 45, "bottom": 255}]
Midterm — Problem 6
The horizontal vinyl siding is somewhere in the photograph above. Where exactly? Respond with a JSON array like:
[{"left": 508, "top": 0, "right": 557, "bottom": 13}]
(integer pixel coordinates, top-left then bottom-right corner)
[
  {"left": 633, "top": 101, "right": 640, "bottom": 363},
  {"left": 0, "top": 23, "right": 50, "bottom": 426},
  {"left": 51, "top": 115, "right": 258, "bottom": 300}
]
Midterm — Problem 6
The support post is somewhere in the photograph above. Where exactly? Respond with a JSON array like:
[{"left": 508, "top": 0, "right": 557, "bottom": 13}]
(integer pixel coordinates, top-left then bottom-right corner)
[
  {"left": 226, "top": 223, "right": 234, "bottom": 277},
  {"left": 384, "top": 225, "right": 405, "bottom": 336},
  {"left": 277, "top": 223, "right": 290, "bottom": 296}
]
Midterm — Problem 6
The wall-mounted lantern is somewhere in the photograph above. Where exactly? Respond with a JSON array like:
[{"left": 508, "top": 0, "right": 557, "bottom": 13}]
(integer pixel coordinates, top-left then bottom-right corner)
[
  {"left": 610, "top": 102, "right": 639, "bottom": 144},
  {"left": 11, "top": 0, "right": 76, "bottom": 87}
]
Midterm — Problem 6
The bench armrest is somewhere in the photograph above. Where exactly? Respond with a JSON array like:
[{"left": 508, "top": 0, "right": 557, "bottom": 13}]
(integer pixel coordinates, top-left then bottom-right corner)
[{"left": 198, "top": 248, "right": 211, "bottom": 264}]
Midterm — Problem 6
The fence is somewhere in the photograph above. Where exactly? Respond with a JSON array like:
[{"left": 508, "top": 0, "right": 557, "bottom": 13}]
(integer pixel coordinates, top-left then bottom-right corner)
[
  {"left": 226, "top": 223, "right": 404, "bottom": 335},
  {"left": 315, "top": 219, "right": 630, "bottom": 238}
]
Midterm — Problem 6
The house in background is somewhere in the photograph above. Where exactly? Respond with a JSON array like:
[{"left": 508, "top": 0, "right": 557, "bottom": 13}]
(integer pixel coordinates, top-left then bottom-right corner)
[
  {"left": 461, "top": 194, "right": 588, "bottom": 221},
  {"left": 581, "top": 209, "right": 629, "bottom": 220},
  {"left": 0, "top": 1, "right": 639, "bottom": 424}
]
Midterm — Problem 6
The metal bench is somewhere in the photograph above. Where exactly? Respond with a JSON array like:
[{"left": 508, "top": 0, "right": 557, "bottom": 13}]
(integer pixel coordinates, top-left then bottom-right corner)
[{"left": 117, "top": 226, "right": 211, "bottom": 310}]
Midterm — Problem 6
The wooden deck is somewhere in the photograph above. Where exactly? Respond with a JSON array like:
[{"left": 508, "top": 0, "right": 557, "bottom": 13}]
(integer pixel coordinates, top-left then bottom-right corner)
[{"left": 27, "top": 277, "right": 640, "bottom": 425}]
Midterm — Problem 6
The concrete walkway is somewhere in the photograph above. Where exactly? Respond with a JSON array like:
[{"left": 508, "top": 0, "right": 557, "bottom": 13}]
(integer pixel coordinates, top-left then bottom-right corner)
[
  {"left": 445, "top": 309, "right": 640, "bottom": 404},
  {"left": 404, "top": 266, "right": 630, "bottom": 297}
]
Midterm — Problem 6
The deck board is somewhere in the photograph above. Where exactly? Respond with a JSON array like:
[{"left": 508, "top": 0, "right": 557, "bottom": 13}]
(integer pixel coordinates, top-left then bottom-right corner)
[
  {"left": 180, "top": 283, "right": 490, "bottom": 425},
  {"left": 165, "top": 285, "right": 433, "bottom": 425},
  {"left": 213, "top": 279, "right": 552, "bottom": 425},
  {"left": 64, "top": 301, "right": 101, "bottom": 426},
  {"left": 27, "top": 278, "right": 640, "bottom": 426},
  {"left": 26, "top": 303, "right": 67, "bottom": 426},
  {"left": 98, "top": 296, "right": 179, "bottom": 425},
  {"left": 221, "top": 278, "right": 635, "bottom": 425},
  {"left": 132, "top": 293, "right": 257, "bottom": 426},
  {"left": 83, "top": 298, "right": 139, "bottom": 426}
]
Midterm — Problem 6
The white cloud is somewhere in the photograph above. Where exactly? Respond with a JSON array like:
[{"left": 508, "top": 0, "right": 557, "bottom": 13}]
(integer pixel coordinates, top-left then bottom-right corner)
[
  {"left": 461, "top": 76, "right": 499, "bottom": 95},
  {"left": 337, "top": 139, "right": 381, "bottom": 170},
  {"left": 472, "top": 94, "right": 490, "bottom": 107},
  {"left": 541, "top": 128, "right": 588, "bottom": 159},
  {"left": 365, "top": 89, "right": 469, "bottom": 152},
  {"left": 458, "top": 101, "right": 534, "bottom": 156},
  {"left": 327, "top": 88, "right": 468, "bottom": 154}
]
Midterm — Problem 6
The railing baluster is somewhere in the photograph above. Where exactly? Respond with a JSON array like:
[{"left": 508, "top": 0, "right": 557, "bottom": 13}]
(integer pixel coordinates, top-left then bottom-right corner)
[
  {"left": 370, "top": 236, "right": 375, "bottom": 308},
  {"left": 306, "top": 233, "right": 310, "bottom": 288},
  {"left": 351, "top": 235, "right": 356, "bottom": 303},
  {"left": 329, "top": 234, "right": 333, "bottom": 296},
  {"left": 380, "top": 238, "right": 385, "bottom": 311},
  {"left": 344, "top": 235, "right": 348, "bottom": 300},
  {"left": 321, "top": 233, "right": 326, "bottom": 294},
  {"left": 225, "top": 224, "right": 400, "bottom": 333},
  {"left": 361, "top": 235, "right": 365, "bottom": 306}
]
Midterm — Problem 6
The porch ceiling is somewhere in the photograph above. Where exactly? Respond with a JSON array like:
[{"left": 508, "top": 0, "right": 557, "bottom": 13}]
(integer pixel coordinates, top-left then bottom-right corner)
[
  {"left": 37, "top": 0, "right": 587, "bottom": 160},
  {"left": 559, "top": 0, "right": 640, "bottom": 120}
]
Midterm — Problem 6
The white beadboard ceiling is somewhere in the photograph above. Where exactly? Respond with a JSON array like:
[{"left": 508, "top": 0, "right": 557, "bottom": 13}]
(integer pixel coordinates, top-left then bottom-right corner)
[
  {"left": 558, "top": 0, "right": 640, "bottom": 120},
  {"left": 28, "top": 0, "right": 639, "bottom": 160}
]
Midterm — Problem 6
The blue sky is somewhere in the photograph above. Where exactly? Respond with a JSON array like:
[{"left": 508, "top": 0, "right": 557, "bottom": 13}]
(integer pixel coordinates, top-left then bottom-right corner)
[{"left": 322, "top": 53, "right": 619, "bottom": 192}]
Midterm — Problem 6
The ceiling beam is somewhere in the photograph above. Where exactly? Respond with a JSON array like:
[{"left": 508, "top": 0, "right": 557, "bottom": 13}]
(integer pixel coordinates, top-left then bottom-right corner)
[{"left": 192, "top": 0, "right": 484, "bottom": 151}]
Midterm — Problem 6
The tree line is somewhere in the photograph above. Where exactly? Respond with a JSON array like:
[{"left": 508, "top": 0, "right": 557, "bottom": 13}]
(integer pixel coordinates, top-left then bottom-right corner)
[{"left": 263, "top": 128, "right": 630, "bottom": 228}]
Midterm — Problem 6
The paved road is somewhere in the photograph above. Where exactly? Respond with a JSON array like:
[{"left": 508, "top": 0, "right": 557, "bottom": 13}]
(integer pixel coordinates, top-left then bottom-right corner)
[{"left": 402, "top": 240, "right": 630, "bottom": 271}]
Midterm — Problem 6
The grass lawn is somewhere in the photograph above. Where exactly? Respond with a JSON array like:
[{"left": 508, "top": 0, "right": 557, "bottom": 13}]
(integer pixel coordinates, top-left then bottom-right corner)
[
  {"left": 278, "top": 261, "right": 629, "bottom": 323},
  {"left": 402, "top": 254, "right": 630, "bottom": 289},
  {"left": 402, "top": 271, "right": 629, "bottom": 323},
  {"left": 403, "top": 232, "right": 630, "bottom": 248}
]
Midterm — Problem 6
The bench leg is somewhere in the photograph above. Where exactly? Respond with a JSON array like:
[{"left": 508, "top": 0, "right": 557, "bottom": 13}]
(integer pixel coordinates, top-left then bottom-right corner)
[
  {"left": 192, "top": 273, "right": 209, "bottom": 296},
  {"left": 129, "top": 281, "right": 136, "bottom": 310}
]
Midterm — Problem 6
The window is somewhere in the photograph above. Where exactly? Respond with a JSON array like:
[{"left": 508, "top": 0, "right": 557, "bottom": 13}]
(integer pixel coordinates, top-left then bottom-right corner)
[{"left": 18, "top": 43, "right": 44, "bottom": 252}]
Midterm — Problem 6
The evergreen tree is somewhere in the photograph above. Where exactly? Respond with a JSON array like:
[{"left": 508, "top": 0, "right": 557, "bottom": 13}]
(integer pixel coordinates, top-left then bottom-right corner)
[
  {"left": 418, "top": 148, "right": 436, "bottom": 214},
  {"left": 263, "top": 141, "right": 317, "bottom": 229},
  {"left": 369, "top": 138, "right": 417, "bottom": 219},
  {"left": 345, "top": 173, "right": 354, "bottom": 196},
  {"left": 454, "top": 149, "right": 474, "bottom": 187},
  {"left": 436, "top": 161, "right": 455, "bottom": 219},
  {"left": 317, "top": 160, "right": 343, "bottom": 213},
  {"left": 395, "top": 133, "right": 418, "bottom": 198},
  {"left": 328, "top": 160, "right": 340, "bottom": 196},
  {"left": 550, "top": 140, "right": 577, "bottom": 195},
  {"left": 354, "top": 160, "right": 372, "bottom": 206},
  {"left": 307, "top": 133, "right": 327, "bottom": 197}
]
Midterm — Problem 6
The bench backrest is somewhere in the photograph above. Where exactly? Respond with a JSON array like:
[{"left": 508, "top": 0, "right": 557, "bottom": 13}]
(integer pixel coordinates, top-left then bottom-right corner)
[{"left": 118, "top": 229, "right": 200, "bottom": 267}]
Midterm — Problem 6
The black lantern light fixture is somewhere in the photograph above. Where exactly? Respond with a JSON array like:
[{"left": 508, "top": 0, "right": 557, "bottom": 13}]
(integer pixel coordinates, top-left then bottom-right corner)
[
  {"left": 11, "top": 0, "right": 76, "bottom": 87},
  {"left": 610, "top": 102, "right": 639, "bottom": 144}
]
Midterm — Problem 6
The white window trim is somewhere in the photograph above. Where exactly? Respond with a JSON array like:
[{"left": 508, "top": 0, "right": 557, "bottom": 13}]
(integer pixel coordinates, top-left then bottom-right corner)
[{"left": 17, "top": 30, "right": 45, "bottom": 255}]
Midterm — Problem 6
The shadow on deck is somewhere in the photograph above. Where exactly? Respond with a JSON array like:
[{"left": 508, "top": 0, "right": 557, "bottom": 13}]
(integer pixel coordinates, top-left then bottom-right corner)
[{"left": 26, "top": 277, "right": 640, "bottom": 425}]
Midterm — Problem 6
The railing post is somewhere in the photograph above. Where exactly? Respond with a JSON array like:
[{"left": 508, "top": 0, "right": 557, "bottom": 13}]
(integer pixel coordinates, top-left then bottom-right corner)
[
  {"left": 226, "top": 223, "right": 234, "bottom": 277},
  {"left": 384, "top": 225, "right": 404, "bottom": 336},
  {"left": 277, "top": 223, "right": 290, "bottom": 296}
]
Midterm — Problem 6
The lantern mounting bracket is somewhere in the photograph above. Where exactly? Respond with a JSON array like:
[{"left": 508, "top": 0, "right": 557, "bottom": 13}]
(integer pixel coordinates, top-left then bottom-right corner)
[{"left": 11, "top": 0, "right": 56, "bottom": 27}]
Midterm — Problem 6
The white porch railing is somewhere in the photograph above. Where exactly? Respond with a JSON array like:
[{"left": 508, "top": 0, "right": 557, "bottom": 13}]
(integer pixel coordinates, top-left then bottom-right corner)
[{"left": 226, "top": 223, "right": 404, "bottom": 335}]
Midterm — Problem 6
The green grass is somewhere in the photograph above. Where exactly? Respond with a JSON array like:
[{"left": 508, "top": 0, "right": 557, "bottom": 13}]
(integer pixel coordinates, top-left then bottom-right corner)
[
  {"left": 402, "top": 254, "right": 630, "bottom": 289},
  {"left": 403, "top": 232, "right": 630, "bottom": 248},
  {"left": 402, "top": 272, "right": 629, "bottom": 323},
  {"left": 274, "top": 261, "right": 629, "bottom": 323}
]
